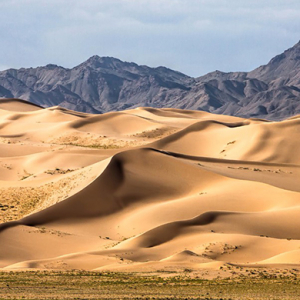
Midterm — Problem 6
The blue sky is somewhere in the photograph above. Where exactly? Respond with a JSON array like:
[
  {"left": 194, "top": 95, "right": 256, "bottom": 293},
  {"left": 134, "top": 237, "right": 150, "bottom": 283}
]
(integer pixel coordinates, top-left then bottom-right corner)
[{"left": 0, "top": 0, "right": 300, "bottom": 77}]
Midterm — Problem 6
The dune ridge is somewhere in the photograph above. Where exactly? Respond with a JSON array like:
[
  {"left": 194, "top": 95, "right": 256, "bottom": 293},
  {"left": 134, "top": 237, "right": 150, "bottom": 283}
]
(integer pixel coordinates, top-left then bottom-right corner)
[{"left": 1, "top": 99, "right": 300, "bottom": 274}]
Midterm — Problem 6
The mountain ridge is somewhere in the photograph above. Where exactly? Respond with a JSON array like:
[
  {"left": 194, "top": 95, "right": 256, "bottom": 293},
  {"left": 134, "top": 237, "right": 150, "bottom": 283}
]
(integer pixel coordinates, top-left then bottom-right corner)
[{"left": 1, "top": 41, "right": 300, "bottom": 119}]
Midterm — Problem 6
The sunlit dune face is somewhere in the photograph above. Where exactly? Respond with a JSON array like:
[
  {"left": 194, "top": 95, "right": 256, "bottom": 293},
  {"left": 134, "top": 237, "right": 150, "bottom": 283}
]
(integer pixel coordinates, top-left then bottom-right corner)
[{"left": 0, "top": 100, "right": 300, "bottom": 276}]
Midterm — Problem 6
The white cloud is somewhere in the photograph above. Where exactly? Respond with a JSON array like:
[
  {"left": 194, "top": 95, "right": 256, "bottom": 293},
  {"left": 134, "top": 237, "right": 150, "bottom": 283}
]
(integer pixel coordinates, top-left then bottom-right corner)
[{"left": 0, "top": 0, "right": 300, "bottom": 76}]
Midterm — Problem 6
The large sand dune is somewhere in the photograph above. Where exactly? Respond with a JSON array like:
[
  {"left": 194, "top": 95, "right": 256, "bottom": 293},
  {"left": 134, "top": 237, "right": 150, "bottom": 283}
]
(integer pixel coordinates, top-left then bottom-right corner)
[{"left": 1, "top": 98, "right": 300, "bottom": 274}]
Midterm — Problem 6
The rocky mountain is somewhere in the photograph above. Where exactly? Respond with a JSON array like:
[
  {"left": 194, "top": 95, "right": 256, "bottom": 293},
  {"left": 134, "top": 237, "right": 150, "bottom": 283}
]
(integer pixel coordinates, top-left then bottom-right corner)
[{"left": 1, "top": 41, "right": 300, "bottom": 119}]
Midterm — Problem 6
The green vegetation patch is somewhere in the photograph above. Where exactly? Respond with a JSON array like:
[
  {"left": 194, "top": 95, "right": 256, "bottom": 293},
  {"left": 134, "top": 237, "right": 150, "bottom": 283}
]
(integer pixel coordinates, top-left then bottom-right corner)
[{"left": 0, "top": 270, "right": 300, "bottom": 299}]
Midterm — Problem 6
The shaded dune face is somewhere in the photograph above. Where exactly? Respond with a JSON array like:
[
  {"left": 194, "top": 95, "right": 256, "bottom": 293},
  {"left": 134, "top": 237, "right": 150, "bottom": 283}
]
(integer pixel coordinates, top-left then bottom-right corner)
[
  {"left": 0, "top": 99, "right": 43, "bottom": 112},
  {"left": 126, "top": 208, "right": 300, "bottom": 250},
  {"left": 1, "top": 99, "right": 300, "bottom": 272},
  {"left": 0, "top": 148, "right": 218, "bottom": 231}
]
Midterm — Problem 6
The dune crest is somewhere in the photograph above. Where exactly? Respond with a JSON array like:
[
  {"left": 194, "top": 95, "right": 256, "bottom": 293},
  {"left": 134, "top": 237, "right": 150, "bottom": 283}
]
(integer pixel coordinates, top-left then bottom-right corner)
[{"left": 1, "top": 99, "right": 300, "bottom": 272}]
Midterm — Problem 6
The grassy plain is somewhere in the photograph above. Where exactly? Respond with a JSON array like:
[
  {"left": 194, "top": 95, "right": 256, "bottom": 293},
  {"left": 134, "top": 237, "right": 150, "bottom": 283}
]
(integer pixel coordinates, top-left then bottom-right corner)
[{"left": 0, "top": 270, "right": 300, "bottom": 300}]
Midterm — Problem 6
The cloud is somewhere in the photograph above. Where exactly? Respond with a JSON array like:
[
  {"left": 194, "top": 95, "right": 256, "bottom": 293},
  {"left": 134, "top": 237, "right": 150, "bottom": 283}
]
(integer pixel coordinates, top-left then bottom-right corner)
[{"left": 0, "top": 0, "right": 300, "bottom": 76}]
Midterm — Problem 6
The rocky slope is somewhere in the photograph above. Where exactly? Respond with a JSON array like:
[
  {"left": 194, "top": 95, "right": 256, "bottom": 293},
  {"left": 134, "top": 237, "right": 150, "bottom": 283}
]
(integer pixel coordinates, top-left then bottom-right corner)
[{"left": 1, "top": 41, "right": 300, "bottom": 119}]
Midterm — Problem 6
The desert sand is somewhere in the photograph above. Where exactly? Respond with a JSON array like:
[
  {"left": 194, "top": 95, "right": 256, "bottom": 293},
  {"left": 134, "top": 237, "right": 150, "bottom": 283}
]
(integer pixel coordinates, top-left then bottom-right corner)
[{"left": 1, "top": 98, "right": 300, "bottom": 276}]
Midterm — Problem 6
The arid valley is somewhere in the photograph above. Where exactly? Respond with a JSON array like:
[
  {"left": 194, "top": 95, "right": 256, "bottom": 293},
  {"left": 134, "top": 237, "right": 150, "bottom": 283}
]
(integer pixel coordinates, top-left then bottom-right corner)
[
  {"left": 0, "top": 99, "right": 300, "bottom": 298},
  {"left": 2, "top": 0, "right": 300, "bottom": 298}
]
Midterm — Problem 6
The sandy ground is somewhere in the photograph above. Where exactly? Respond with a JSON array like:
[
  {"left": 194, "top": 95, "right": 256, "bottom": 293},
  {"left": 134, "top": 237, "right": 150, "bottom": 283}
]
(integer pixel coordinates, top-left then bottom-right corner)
[{"left": 1, "top": 98, "right": 300, "bottom": 277}]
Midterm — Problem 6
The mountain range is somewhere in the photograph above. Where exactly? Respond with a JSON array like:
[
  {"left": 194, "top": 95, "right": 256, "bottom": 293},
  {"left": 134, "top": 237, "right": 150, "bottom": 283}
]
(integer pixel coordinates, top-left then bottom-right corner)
[{"left": 1, "top": 41, "right": 300, "bottom": 119}]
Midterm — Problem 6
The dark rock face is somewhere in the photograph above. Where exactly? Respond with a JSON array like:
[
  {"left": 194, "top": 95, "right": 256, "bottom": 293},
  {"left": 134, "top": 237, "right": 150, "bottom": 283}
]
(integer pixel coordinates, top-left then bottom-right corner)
[{"left": 1, "top": 41, "right": 300, "bottom": 119}]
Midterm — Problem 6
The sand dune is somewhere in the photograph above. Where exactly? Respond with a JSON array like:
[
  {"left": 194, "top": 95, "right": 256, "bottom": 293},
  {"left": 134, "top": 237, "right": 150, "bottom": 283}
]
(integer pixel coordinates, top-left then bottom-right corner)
[
  {"left": 1, "top": 99, "right": 300, "bottom": 274},
  {"left": 0, "top": 98, "right": 43, "bottom": 112}
]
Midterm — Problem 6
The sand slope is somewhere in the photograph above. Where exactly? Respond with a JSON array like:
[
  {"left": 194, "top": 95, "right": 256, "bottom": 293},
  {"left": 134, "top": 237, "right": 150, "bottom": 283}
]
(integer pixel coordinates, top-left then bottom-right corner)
[{"left": 1, "top": 99, "right": 300, "bottom": 273}]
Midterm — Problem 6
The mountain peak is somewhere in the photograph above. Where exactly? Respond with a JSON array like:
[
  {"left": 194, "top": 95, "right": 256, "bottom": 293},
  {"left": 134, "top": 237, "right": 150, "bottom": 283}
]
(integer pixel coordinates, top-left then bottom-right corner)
[
  {"left": 269, "top": 40, "right": 300, "bottom": 64},
  {"left": 86, "top": 55, "right": 121, "bottom": 63},
  {"left": 248, "top": 40, "right": 300, "bottom": 82},
  {"left": 80, "top": 55, "right": 135, "bottom": 71},
  {"left": 284, "top": 40, "right": 300, "bottom": 58},
  {"left": 45, "top": 64, "right": 60, "bottom": 70}
]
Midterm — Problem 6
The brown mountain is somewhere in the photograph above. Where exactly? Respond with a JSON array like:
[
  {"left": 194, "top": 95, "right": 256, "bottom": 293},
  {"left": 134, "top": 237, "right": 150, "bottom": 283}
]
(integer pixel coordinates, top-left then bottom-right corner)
[{"left": 1, "top": 41, "right": 300, "bottom": 119}]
